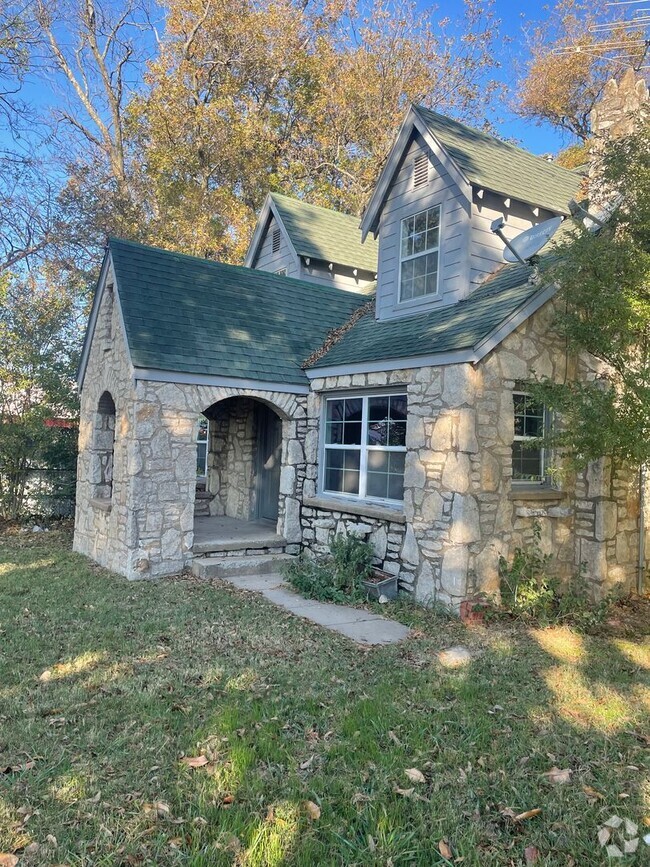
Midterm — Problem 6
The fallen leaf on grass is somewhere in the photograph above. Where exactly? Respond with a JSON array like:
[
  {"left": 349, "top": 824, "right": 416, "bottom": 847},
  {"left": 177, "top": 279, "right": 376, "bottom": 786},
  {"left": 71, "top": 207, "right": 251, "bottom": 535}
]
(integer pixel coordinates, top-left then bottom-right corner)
[
  {"left": 304, "top": 800, "right": 321, "bottom": 820},
  {"left": 388, "top": 730, "right": 402, "bottom": 747},
  {"left": 438, "top": 839, "right": 453, "bottom": 859},
  {"left": 2, "top": 761, "right": 34, "bottom": 775},
  {"left": 514, "top": 809, "right": 542, "bottom": 822},
  {"left": 0, "top": 856, "right": 18, "bottom": 867},
  {"left": 299, "top": 755, "right": 314, "bottom": 770},
  {"left": 404, "top": 767, "right": 426, "bottom": 783},
  {"left": 180, "top": 755, "right": 209, "bottom": 769},
  {"left": 583, "top": 785, "right": 605, "bottom": 802},
  {"left": 144, "top": 801, "right": 171, "bottom": 819},
  {"left": 543, "top": 767, "right": 572, "bottom": 785},
  {"left": 524, "top": 845, "right": 540, "bottom": 864},
  {"left": 395, "top": 787, "right": 415, "bottom": 798}
]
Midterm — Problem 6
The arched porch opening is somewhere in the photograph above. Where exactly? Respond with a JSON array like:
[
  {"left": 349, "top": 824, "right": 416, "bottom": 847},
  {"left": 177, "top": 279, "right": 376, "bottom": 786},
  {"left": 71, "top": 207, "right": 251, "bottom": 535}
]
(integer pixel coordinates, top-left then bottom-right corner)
[{"left": 193, "top": 395, "right": 286, "bottom": 553}]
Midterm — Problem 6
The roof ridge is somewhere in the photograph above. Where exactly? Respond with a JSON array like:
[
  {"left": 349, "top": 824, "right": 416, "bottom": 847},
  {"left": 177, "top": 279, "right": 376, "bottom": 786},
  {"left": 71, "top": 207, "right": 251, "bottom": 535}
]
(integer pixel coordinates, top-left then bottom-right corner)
[
  {"left": 108, "top": 236, "right": 370, "bottom": 300},
  {"left": 270, "top": 192, "right": 362, "bottom": 221},
  {"left": 413, "top": 104, "right": 583, "bottom": 180}
]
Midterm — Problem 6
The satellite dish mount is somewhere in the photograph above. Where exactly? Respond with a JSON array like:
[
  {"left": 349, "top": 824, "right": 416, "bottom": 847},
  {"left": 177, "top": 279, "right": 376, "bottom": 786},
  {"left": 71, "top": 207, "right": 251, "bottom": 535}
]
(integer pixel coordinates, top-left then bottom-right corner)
[{"left": 490, "top": 216, "right": 563, "bottom": 265}]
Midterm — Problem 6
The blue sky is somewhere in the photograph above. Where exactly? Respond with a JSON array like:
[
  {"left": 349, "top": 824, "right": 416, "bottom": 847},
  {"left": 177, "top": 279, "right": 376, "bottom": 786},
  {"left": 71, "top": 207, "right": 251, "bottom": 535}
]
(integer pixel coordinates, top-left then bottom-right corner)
[{"left": 423, "top": 0, "right": 571, "bottom": 154}]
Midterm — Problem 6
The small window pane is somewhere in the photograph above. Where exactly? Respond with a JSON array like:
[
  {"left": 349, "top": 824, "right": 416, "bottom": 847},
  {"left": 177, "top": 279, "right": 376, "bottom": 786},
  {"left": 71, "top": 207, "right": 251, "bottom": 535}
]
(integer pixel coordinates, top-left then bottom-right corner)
[
  {"left": 197, "top": 443, "right": 207, "bottom": 476},
  {"left": 343, "top": 450, "right": 360, "bottom": 471},
  {"left": 388, "top": 421, "right": 406, "bottom": 446},
  {"left": 343, "top": 470, "right": 360, "bottom": 494},
  {"left": 326, "top": 422, "right": 343, "bottom": 444},
  {"left": 343, "top": 422, "right": 362, "bottom": 445},
  {"left": 369, "top": 397, "right": 389, "bottom": 421},
  {"left": 388, "top": 473, "right": 404, "bottom": 501},
  {"left": 325, "top": 467, "right": 343, "bottom": 492},
  {"left": 327, "top": 399, "right": 344, "bottom": 421},
  {"left": 512, "top": 442, "right": 543, "bottom": 481},
  {"left": 368, "top": 421, "right": 387, "bottom": 446},
  {"left": 389, "top": 396, "right": 407, "bottom": 420},
  {"left": 367, "top": 472, "right": 388, "bottom": 499},
  {"left": 326, "top": 449, "right": 344, "bottom": 470},
  {"left": 345, "top": 399, "right": 362, "bottom": 421},
  {"left": 389, "top": 452, "right": 405, "bottom": 473},
  {"left": 368, "top": 450, "right": 389, "bottom": 472}
]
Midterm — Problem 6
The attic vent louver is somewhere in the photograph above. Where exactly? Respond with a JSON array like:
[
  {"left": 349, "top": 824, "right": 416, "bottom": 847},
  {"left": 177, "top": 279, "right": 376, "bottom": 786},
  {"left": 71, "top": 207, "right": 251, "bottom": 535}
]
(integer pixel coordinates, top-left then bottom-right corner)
[
  {"left": 272, "top": 227, "right": 281, "bottom": 253},
  {"left": 413, "top": 153, "right": 429, "bottom": 188}
]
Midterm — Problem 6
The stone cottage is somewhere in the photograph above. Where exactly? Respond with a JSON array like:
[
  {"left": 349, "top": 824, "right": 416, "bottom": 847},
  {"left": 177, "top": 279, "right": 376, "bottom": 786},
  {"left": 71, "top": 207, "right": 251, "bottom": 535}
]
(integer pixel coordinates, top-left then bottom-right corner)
[{"left": 74, "top": 77, "right": 649, "bottom": 606}]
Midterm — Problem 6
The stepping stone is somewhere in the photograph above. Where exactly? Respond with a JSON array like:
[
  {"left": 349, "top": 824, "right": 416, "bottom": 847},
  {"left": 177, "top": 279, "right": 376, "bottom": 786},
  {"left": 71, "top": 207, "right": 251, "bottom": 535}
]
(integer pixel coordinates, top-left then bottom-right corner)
[{"left": 216, "top": 574, "right": 411, "bottom": 646}]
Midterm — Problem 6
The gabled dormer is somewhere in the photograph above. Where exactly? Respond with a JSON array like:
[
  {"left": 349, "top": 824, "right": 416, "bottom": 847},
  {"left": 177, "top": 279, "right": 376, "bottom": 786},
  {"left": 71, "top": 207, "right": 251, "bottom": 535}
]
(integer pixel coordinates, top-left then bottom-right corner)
[
  {"left": 362, "top": 105, "right": 583, "bottom": 322},
  {"left": 246, "top": 192, "right": 378, "bottom": 293}
]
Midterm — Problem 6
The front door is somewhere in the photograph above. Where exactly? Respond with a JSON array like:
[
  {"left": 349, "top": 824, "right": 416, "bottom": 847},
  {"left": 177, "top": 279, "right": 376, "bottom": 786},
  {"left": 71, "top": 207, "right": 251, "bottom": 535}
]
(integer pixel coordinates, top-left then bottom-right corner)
[{"left": 255, "top": 405, "right": 282, "bottom": 522}]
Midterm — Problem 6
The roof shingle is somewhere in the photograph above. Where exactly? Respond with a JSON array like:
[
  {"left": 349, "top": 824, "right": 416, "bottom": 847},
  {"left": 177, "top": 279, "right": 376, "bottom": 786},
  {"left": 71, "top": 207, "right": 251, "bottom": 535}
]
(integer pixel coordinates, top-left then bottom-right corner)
[
  {"left": 270, "top": 193, "right": 378, "bottom": 272},
  {"left": 109, "top": 237, "right": 365, "bottom": 386},
  {"left": 415, "top": 106, "right": 584, "bottom": 215}
]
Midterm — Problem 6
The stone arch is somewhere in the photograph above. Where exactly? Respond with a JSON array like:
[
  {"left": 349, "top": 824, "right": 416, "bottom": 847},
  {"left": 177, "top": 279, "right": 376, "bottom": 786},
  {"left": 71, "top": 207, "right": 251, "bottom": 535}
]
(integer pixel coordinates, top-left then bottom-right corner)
[
  {"left": 93, "top": 390, "right": 116, "bottom": 500},
  {"left": 199, "top": 395, "right": 286, "bottom": 526}
]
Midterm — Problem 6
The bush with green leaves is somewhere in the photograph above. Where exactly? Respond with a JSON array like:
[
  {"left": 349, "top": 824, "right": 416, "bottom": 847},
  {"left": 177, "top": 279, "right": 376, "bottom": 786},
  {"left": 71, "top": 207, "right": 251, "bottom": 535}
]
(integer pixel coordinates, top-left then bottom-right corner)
[
  {"left": 284, "top": 533, "right": 375, "bottom": 603},
  {"left": 498, "top": 522, "right": 615, "bottom": 629}
]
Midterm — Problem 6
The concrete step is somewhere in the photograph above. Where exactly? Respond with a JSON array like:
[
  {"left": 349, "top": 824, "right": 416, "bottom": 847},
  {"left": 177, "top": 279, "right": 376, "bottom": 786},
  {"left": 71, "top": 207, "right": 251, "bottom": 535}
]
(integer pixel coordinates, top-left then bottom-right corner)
[
  {"left": 191, "top": 553, "right": 295, "bottom": 580},
  {"left": 192, "top": 532, "right": 286, "bottom": 555}
]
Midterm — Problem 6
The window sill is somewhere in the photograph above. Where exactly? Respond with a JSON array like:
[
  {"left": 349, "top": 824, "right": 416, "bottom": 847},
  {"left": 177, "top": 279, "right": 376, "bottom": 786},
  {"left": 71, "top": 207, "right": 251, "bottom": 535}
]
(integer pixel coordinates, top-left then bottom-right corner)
[
  {"left": 303, "top": 495, "right": 405, "bottom": 524},
  {"left": 90, "top": 497, "right": 112, "bottom": 512},
  {"left": 508, "top": 487, "right": 566, "bottom": 502}
]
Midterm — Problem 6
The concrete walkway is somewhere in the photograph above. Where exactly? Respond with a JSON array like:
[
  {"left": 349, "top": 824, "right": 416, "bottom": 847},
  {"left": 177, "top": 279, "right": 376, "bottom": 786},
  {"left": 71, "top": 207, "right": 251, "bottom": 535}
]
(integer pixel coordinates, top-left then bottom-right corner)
[{"left": 221, "top": 572, "right": 411, "bottom": 646}]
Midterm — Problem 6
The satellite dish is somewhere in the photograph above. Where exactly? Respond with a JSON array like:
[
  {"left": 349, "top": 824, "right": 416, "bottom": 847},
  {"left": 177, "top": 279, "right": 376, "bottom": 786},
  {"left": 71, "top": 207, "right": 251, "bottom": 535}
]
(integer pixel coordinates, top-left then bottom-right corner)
[
  {"left": 502, "top": 216, "right": 563, "bottom": 263},
  {"left": 490, "top": 216, "right": 563, "bottom": 264}
]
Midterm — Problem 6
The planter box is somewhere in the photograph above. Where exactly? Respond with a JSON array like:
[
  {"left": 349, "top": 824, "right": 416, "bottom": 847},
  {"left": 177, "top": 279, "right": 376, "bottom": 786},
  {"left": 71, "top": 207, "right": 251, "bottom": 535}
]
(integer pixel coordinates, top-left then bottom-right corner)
[
  {"left": 361, "top": 569, "right": 399, "bottom": 601},
  {"left": 460, "top": 599, "right": 489, "bottom": 625}
]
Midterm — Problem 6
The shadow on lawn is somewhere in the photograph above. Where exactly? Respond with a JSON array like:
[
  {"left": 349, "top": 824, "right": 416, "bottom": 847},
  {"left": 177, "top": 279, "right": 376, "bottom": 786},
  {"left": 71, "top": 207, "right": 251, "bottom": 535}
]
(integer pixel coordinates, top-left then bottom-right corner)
[{"left": 0, "top": 534, "right": 648, "bottom": 866}]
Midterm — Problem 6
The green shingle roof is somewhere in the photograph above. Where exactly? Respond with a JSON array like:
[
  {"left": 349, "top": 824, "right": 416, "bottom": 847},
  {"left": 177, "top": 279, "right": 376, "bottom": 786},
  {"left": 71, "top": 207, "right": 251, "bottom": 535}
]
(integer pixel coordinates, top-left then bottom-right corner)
[
  {"left": 270, "top": 193, "right": 378, "bottom": 272},
  {"left": 308, "top": 220, "right": 577, "bottom": 370},
  {"left": 415, "top": 106, "right": 584, "bottom": 215},
  {"left": 109, "top": 237, "right": 365, "bottom": 386}
]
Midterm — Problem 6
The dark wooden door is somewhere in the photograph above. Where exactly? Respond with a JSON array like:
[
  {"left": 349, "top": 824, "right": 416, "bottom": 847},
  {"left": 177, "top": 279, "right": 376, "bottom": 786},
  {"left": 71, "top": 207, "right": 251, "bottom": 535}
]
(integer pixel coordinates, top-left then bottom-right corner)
[{"left": 256, "top": 405, "right": 282, "bottom": 522}]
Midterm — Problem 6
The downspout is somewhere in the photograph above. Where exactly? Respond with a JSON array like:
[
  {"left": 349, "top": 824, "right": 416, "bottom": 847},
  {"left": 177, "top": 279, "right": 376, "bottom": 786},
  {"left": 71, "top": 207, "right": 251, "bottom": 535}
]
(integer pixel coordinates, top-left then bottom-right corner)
[{"left": 638, "top": 463, "right": 647, "bottom": 595}]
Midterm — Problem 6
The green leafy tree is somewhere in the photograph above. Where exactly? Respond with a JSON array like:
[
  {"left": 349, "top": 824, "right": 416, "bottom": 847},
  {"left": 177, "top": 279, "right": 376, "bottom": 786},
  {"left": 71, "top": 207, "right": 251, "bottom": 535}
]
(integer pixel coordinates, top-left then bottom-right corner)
[
  {"left": 0, "top": 273, "right": 80, "bottom": 518},
  {"left": 534, "top": 117, "right": 650, "bottom": 468}
]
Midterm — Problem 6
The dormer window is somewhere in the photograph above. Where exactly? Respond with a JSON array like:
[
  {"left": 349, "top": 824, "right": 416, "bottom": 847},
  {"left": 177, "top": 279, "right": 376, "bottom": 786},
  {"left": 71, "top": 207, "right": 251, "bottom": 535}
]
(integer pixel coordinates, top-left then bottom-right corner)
[
  {"left": 399, "top": 206, "right": 440, "bottom": 302},
  {"left": 413, "top": 152, "right": 429, "bottom": 188}
]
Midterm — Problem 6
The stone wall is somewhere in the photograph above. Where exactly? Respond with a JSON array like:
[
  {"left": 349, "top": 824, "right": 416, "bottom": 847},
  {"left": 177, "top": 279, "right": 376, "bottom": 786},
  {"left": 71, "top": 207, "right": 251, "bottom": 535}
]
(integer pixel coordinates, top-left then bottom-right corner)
[
  {"left": 305, "top": 299, "right": 642, "bottom": 607},
  {"left": 74, "top": 278, "right": 140, "bottom": 576},
  {"left": 206, "top": 398, "right": 257, "bottom": 520},
  {"left": 126, "top": 385, "right": 307, "bottom": 578}
]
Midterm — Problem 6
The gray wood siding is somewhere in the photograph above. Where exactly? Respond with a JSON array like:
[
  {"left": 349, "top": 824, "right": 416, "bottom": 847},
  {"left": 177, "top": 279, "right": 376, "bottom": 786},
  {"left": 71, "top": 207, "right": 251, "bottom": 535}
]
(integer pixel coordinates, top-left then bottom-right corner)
[
  {"left": 252, "top": 216, "right": 299, "bottom": 278},
  {"left": 375, "top": 133, "right": 471, "bottom": 321},
  {"left": 299, "top": 261, "right": 375, "bottom": 294},
  {"left": 471, "top": 191, "right": 556, "bottom": 286}
]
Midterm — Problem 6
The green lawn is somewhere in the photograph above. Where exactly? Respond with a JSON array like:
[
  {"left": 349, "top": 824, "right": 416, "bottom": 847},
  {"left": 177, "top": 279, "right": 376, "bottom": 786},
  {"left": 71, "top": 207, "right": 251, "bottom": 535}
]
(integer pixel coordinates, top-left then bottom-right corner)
[{"left": 0, "top": 529, "right": 648, "bottom": 866}]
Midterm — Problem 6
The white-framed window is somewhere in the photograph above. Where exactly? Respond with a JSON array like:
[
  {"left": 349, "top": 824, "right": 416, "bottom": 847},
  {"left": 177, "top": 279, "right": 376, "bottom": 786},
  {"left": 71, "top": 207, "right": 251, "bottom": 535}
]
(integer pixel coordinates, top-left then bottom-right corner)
[
  {"left": 322, "top": 393, "right": 407, "bottom": 503},
  {"left": 399, "top": 205, "right": 440, "bottom": 302},
  {"left": 512, "top": 392, "right": 547, "bottom": 483},
  {"left": 275, "top": 267, "right": 287, "bottom": 276},
  {"left": 197, "top": 417, "right": 209, "bottom": 477}
]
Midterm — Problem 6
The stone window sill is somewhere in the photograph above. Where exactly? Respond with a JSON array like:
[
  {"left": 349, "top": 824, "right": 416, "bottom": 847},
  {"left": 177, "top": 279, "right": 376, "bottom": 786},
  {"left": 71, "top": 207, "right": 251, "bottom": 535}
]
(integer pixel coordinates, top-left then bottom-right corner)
[
  {"left": 90, "top": 497, "right": 112, "bottom": 512},
  {"left": 302, "top": 495, "right": 405, "bottom": 524},
  {"left": 508, "top": 486, "right": 566, "bottom": 502}
]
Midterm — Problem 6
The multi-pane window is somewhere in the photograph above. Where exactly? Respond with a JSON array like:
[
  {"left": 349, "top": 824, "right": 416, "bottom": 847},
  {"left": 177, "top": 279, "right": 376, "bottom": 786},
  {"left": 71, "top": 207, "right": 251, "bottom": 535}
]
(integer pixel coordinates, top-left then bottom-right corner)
[
  {"left": 197, "top": 417, "right": 209, "bottom": 477},
  {"left": 399, "top": 206, "right": 440, "bottom": 302},
  {"left": 512, "top": 392, "right": 546, "bottom": 482},
  {"left": 323, "top": 394, "right": 407, "bottom": 503}
]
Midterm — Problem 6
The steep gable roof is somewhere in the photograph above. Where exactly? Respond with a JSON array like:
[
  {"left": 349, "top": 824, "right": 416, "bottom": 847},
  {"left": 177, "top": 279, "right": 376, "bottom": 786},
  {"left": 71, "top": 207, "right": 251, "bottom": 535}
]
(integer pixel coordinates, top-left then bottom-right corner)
[
  {"left": 247, "top": 192, "right": 378, "bottom": 273},
  {"left": 414, "top": 106, "right": 584, "bottom": 216},
  {"left": 105, "top": 237, "right": 366, "bottom": 387},
  {"left": 361, "top": 105, "right": 584, "bottom": 238}
]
